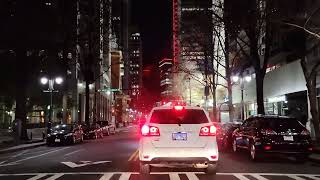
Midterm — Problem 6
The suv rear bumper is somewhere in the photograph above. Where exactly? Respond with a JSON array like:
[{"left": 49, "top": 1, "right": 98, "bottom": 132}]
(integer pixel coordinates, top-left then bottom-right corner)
[{"left": 141, "top": 157, "right": 216, "bottom": 164}]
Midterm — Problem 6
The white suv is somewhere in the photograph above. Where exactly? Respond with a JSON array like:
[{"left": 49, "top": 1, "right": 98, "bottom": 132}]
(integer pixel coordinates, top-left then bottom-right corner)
[{"left": 139, "top": 105, "right": 219, "bottom": 174}]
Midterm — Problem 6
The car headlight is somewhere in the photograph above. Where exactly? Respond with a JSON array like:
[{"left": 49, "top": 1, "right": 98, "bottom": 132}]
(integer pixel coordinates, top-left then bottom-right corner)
[{"left": 65, "top": 133, "right": 73, "bottom": 137}]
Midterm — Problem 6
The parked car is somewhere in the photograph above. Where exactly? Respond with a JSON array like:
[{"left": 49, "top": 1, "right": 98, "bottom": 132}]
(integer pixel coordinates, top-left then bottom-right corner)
[
  {"left": 217, "top": 122, "right": 241, "bottom": 151},
  {"left": 232, "top": 115, "right": 313, "bottom": 161},
  {"left": 97, "top": 121, "right": 116, "bottom": 136},
  {"left": 82, "top": 123, "right": 104, "bottom": 139},
  {"left": 47, "top": 124, "right": 83, "bottom": 145}
]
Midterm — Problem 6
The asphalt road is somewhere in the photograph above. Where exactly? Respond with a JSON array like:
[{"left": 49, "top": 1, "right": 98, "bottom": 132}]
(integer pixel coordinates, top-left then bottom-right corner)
[{"left": 0, "top": 125, "right": 319, "bottom": 180}]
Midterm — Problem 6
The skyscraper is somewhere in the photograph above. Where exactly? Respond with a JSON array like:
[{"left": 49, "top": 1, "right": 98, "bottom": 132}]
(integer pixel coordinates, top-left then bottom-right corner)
[{"left": 128, "top": 30, "right": 143, "bottom": 107}]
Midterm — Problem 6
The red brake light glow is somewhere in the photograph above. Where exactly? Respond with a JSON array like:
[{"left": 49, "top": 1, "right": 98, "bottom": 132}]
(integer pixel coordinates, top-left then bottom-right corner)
[
  {"left": 199, "top": 125, "right": 217, "bottom": 136},
  {"left": 141, "top": 125, "right": 160, "bottom": 136}
]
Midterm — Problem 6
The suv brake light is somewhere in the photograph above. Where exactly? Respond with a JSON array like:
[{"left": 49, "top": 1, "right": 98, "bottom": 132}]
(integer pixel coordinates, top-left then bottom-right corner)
[
  {"left": 261, "top": 129, "right": 277, "bottom": 135},
  {"left": 301, "top": 129, "right": 310, "bottom": 136},
  {"left": 199, "top": 125, "right": 216, "bottom": 136},
  {"left": 141, "top": 125, "right": 160, "bottom": 136}
]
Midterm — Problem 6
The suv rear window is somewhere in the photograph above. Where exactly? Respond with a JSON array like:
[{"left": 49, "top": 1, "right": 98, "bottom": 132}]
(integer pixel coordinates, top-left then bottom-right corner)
[
  {"left": 258, "top": 118, "right": 304, "bottom": 129},
  {"left": 150, "top": 109, "right": 208, "bottom": 124}
]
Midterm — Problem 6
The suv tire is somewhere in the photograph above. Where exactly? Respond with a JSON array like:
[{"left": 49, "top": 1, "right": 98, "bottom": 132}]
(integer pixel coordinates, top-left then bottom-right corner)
[
  {"left": 250, "top": 144, "right": 260, "bottom": 161},
  {"left": 232, "top": 139, "right": 238, "bottom": 153},
  {"left": 205, "top": 164, "right": 217, "bottom": 175},
  {"left": 140, "top": 162, "right": 151, "bottom": 174}
]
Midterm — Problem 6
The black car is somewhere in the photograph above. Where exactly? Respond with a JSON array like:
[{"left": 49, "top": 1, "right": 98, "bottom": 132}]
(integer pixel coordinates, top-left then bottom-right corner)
[
  {"left": 232, "top": 115, "right": 313, "bottom": 161},
  {"left": 47, "top": 124, "right": 83, "bottom": 145},
  {"left": 217, "top": 122, "right": 241, "bottom": 151},
  {"left": 82, "top": 123, "right": 104, "bottom": 139}
]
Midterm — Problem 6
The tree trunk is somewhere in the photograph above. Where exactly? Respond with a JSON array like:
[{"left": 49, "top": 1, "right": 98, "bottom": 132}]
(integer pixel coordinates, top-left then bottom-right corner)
[
  {"left": 85, "top": 81, "right": 90, "bottom": 126},
  {"left": 256, "top": 71, "right": 265, "bottom": 115},
  {"left": 307, "top": 74, "right": 320, "bottom": 142},
  {"left": 15, "top": 50, "right": 29, "bottom": 140},
  {"left": 224, "top": 25, "right": 234, "bottom": 122}
]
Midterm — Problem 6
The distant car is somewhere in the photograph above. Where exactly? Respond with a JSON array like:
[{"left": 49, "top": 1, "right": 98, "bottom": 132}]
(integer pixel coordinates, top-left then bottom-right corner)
[
  {"left": 47, "top": 124, "right": 83, "bottom": 145},
  {"left": 82, "top": 123, "right": 104, "bottom": 139},
  {"left": 217, "top": 122, "right": 241, "bottom": 151},
  {"left": 139, "top": 105, "right": 218, "bottom": 175},
  {"left": 232, "top": 115, "right": 313, "bottom": 161},
  {"left": 97, "top": 121, "right": 116, "bottom": 136}
]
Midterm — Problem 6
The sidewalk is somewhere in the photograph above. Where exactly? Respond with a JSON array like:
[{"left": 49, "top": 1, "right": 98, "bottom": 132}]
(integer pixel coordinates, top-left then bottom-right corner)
[{"left": 0, "top": 140, "right": 46, "bottom": 154}]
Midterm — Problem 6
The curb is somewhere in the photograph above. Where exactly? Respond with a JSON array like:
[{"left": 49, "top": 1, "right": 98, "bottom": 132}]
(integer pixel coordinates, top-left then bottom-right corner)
[
  {"left": 309, "top": 154, "right": 320, "bottom": 163},
  {"left": 0, "top": 142, "right": 46, "bottom": 155}
]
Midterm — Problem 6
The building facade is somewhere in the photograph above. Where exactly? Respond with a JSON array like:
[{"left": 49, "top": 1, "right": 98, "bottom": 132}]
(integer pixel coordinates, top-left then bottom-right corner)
[
  {"left": 128, "top": 31, "right": 143, "bottom": 107},
  {"left": 159, "top": 58, "right": 174, "bottom": 99}
]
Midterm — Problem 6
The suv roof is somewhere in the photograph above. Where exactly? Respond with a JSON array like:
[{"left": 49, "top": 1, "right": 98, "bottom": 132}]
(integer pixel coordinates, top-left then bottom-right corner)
[{"left": 152, "top": 105, "right": 205, "bottom": 111}]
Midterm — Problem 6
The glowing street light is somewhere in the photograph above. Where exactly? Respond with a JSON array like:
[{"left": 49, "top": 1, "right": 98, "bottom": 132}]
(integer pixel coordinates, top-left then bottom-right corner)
[
  {"left": 40, "top": 77, "right": 49, "bottom": 85},
  {"left": 231, "top": 73, "right": 252, "bottom": 120},
  {"left": 232, "top": 75, "right": 239, "bottom": 83},
  {"left": 40, "top": 76, "right": 63, "bottom": 133},
  {"left": 55, "top": 77, "right": 63, "bottom": 84}
]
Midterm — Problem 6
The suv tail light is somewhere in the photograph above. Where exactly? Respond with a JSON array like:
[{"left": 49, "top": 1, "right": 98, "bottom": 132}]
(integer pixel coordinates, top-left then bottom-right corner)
[
  {"left": 199, "top": 125, "right": 217, "bottom": 136},
  {"left": 261, "top": 129, "right": 277, "bottom": 135},
  {"left": 301, "top": 129, "right": 310, "bottom": 136},
  {"left": 141, "top": 125, "right": 160, "bottom": 136}
]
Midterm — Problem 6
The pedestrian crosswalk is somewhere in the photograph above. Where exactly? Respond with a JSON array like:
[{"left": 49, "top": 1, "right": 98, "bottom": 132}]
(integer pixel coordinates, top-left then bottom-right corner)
[{"left": 0, "top": 172, "right": 320, "bottom": 180}]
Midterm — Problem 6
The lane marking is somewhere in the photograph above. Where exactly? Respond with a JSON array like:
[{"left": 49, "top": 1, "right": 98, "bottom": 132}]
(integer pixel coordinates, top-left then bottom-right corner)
[
  {"left": 10, "top": 147, "right": 70, "bottom": 164},
  {"left": 287, "top": 175, "right": 307, "bottom": 180},
  {"left": 99, "top": 173, "right": 113, "bottom": 180},
  {"left": 169, "top": 173, "right": 180, "bottom": 180},
  {"left": 26, "top": 173, "right": 47, "bottom": 180},
  {"left": 234, "top": 174, "right": 251, "bottom": 180},
  {"left": 64, "top": 150, "right": 83, "bottom": 156},
  {"left": 250, "top": 174, "right": 270, "bottom": 180},
  {"left": 304, "top": 175, "right": 320, "bottom": 180},
  {"left": 133, "top": 151, "right": 139, "bottom": 161},
  {"left": 128, "top": 149, "right": 139, "bottom": 161},
  {"left": 12, "top": 150, "right": 29, "bottom": 158},
  {"left": 186, "top": 172, "right": 200, "bottom": 180},
  {"left": 61, "top": 160, "right": 111, "bottom": 168},
  {"left": 119, "top": 173, "right": 132, "bottom": 180},
  {"left": 44, "top": 173, "right": 64, "bottom": 180}
]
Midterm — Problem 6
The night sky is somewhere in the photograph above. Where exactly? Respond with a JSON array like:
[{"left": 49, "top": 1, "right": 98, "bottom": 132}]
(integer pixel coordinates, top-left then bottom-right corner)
[{"left": 131, "top": 0, "right": 172, "bottom": 100}]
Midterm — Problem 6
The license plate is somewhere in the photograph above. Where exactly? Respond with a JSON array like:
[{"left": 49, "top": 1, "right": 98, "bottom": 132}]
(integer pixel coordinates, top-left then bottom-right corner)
[
  {"left": 283, "top": 135, "right": 294, "bottom": 141},
  {"left": 55, "top": 139, "right": 61, "bottom": 142},
  {"left": 172, "top": 132, "right": 187, "bottom": 141}
]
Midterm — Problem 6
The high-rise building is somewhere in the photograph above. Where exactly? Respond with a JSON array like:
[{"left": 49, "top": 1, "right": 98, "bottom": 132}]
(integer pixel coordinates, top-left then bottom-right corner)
[
  {"left": 128, "top": 30, "right": 143, "bottom": 106},
  {"left": 159, "top": 58, "right": 174, "bottom": 99},
  {"left": 172, "top": 0, "right": 215, "bottom": 105}
]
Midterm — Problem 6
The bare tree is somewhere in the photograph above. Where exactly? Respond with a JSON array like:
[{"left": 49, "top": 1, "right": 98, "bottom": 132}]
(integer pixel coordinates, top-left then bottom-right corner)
[{"left": 284, "top": 6, "right": 320, "bottom": 142}]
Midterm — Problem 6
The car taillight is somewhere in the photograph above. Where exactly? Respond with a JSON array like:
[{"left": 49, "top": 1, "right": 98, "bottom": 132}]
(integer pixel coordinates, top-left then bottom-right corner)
[
  {"left": 199, "top": 125, "right": 216, "bottom": 136},
  {"left": 301, "top": 129, "right": 310, "bottom": 136},
  {"left": 261, "top": 129, "right": 277, "bottom": 135},
  {"left": 141, "top": 125, "right": 160, "bottom": 136}
]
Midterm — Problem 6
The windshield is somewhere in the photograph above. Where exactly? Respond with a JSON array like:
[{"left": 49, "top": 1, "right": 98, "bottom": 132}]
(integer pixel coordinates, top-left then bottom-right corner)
[
  {"left": 52, "top": 125, "right": 72, "bottom": 132},
  {"left": 150, "top": 109, "right": 208, "bottom": 124},
  {"left": 259, "top": 118, "right": 304, "bottom": 129}
]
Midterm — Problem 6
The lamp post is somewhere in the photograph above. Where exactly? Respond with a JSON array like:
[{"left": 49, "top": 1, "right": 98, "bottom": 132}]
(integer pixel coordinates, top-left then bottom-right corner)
[
  {"left": 231, "top": 74, "right": 252, "bottom": 120},
  {"left": 40, "top": 77, "right": 63, "bottom": 133}
]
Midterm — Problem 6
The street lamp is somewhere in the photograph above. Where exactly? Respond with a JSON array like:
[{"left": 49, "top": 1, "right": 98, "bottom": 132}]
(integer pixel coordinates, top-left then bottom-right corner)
[
  {"left": 40, "top": 76, "right": 63, "bottom": 133},
  {"left": 232, "top": 73, "right": 252, "bottom": 120}
]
